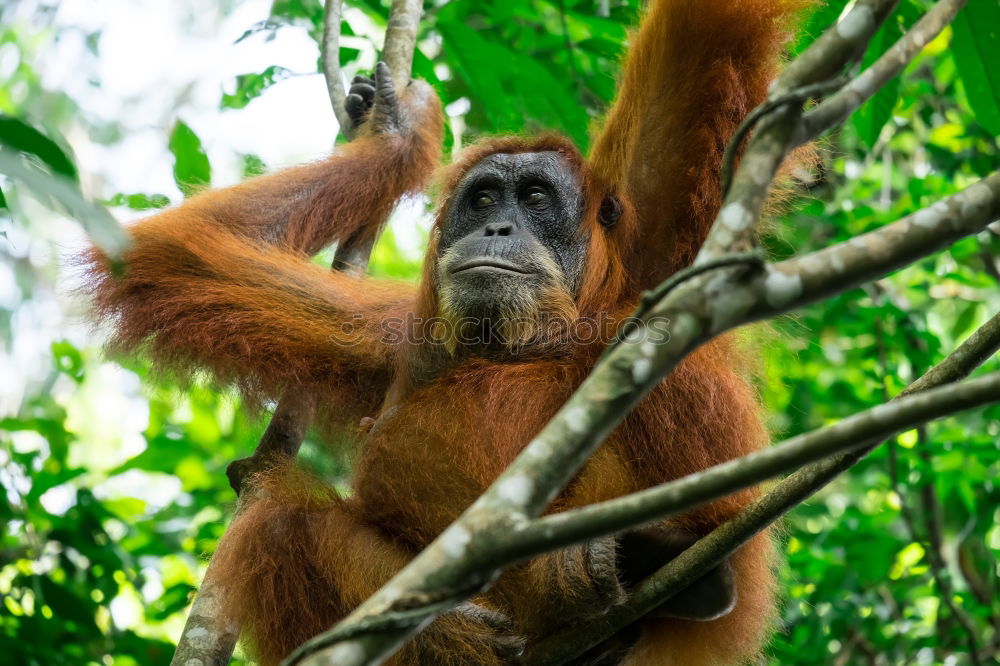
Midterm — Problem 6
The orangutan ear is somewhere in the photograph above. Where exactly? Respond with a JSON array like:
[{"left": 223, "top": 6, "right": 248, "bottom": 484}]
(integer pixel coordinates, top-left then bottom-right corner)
[{"left": 598, "top": 194, "right": 623, "bottom": 229}]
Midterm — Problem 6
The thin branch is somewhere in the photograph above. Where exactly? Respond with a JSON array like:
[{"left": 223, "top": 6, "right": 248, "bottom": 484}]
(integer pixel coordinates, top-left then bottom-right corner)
[
  {"left": 774, "top": 0, "right": 899, "bottom": 93},
  {"left": 246, "top": 0, "right": 423, "bottom": 510},
  {"left": 757, "top": 171, "right": 1000, "bottom": 318},
  {"left": 504, "top": 371, "right": 1000, "bottom": 558},
  {"left": 225, "top": 392, "right": 318, "bottom": 494},
  {"left": 527, "top": 311, "right": 1000, "bottom": 664},
  {"left": 171, "top": 395, "right": 318, "bottom": 666},
  {"left": 915, "top": 426, "right": 983, "bottom": 664},
  {"left": 168, "top": 570, "right": 241, "bottom": 666},
  {"left": 796, "top": 0, "right": 968, "bottom": 145},
  {"left": 322, "top": 0, "right": 353, "bottom": 137},
  {"left": 718, "top": 75, "right": 847, "bottom": 199},
  {"left": 979, "top": 242, "right": 1000, "bottom": 282},
  {"left": 322, "top": 0, "right": 421, "bottom": 140},
  {"left": 910, "top": 312, "right": 1000, "bottom": 392},
  {"left": 898, "top": 316, "right": 984, "bottom": 664},
  {"left": 706, "top": 0, "right": 964, "bottom": 261},
  {"left": 700, "top": 0, "right": 900, "bottom": 260},
  {"left": 381, "top": 0, "right": 422, "bottom": 86}
]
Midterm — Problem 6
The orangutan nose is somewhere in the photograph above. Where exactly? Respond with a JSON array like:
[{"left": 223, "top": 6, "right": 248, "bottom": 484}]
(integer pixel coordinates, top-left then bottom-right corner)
[{"left": 483, "top": 222, "right": 514, "bottom": 237}]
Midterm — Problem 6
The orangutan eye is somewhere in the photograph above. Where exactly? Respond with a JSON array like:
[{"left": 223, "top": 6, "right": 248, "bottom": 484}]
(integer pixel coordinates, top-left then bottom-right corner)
[
  {"left": 472, "top": 192, "right": 495, "bottom": 210},
  {"left": 523, "top": 186, "right": 549, "bottom": 207}
]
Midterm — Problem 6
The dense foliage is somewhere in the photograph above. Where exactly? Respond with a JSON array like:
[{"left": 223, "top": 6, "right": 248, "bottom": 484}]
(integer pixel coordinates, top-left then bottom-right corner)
[{"left": 1, "top": 0, "right": 998, "bottom": 664}]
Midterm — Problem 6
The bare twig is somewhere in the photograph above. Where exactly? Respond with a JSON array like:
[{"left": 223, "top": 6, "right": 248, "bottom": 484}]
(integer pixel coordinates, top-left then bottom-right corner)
[
  {"left": 915, "top": 426, "right": 983, "bottom": 664},
  {"left": 895, "top": 316, "right": 984, "bottom": 664}
]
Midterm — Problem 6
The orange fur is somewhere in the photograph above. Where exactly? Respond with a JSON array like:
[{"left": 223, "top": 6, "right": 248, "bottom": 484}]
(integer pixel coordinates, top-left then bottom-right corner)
[
  {"left": 84, "top": 1, "right": 813, "bottom": 663},
  {"left": 83, "top": 86, "right": 442, "bottom": 423},
  {"left": 590, "top": 0, "right": 814, "bottom": 286}
]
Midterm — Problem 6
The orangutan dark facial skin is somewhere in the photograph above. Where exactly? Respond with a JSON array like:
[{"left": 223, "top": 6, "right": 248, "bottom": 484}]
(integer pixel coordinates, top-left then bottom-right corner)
[{"left": 435, "top": 151, "right": 588, "bottom": 328}]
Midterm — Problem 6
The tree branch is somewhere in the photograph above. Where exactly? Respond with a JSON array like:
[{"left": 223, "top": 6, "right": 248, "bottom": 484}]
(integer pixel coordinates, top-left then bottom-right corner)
[
  {"left": 897, "top": 317, "right": 984, "bottom": 664},
  {"left": 755, "top": 171, "right": 1000, "bottom": 316},
  {"left": 323, "top": 0, "right": 421, "bottom": 141},
  {"left": 915, "top": 425, "right": 983, "bottom": 665},
  {"left": 705, "top": 0, "right": 965, "bottom": 261},
  {"left": 527, "top": 311, "right": 1000, "bottom": 664},
  {"left": 505, "top": 371, "right": 1000, "bottom": 558},
  {"left": 796, "top": 0, "right": 968, "bottom": 145},
  {"left": 774, "top": 0, "right": 899, "bottom": 93},
  {"left": 322, "top": 0, "right": 353, "bottom": 138},
  {"left": 381, "top": 0, "right": 421, "bottom": 88},
  {"left": 701, "top": 0, "right": 901, "bottom": 260}
]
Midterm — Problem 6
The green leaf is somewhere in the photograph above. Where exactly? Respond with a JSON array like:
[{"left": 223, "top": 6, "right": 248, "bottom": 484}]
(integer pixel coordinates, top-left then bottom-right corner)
[
  {"left": 0, "top": 152, "right": 130, "bottom": 258},
  {"left": 105, "top": 192, "right": 171, "bottom": 210},
  {"left": 437, "top": 21, "right": 515, "bottom": 132},
  {"left": 951, "top": 300, "right": 983, "bottom": 341},
  {"left": 241, "top": 153, "right": 267, "bottom": 179},
  {"left": 952, "top": 1, "right": 1000, "bottom": 134},
  {"left": 221, "top": 66, "right": 295, "bottom": 110},
  {"left": 0, "top": 115, "right": 78, "bottom": 181},
  {"left": 37, "top": 576, "right": 101, "bottom": 636},
  {"left": 51, "top": 340, "right": 85, "bottom": 382},
  {"left": 269, "top": 0, "right": 323, "bottom": 24},
  {"left": 168, "top": 120, "right": 211, "bottom": 197},
  {"left": 146, "top": 583, "right": 196, "bottom": 622},
  {"left": 851, "top": 3, "right": 921, "bottom": 149},
  {"left": 437, "top": 18, "right": 589, "bottom": 145},
  {"left": 792, "top": 0, "right": 848, "bottom": 55},
  {"left": 234, "top": 18, "right": 285, "bottom": 43}
]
